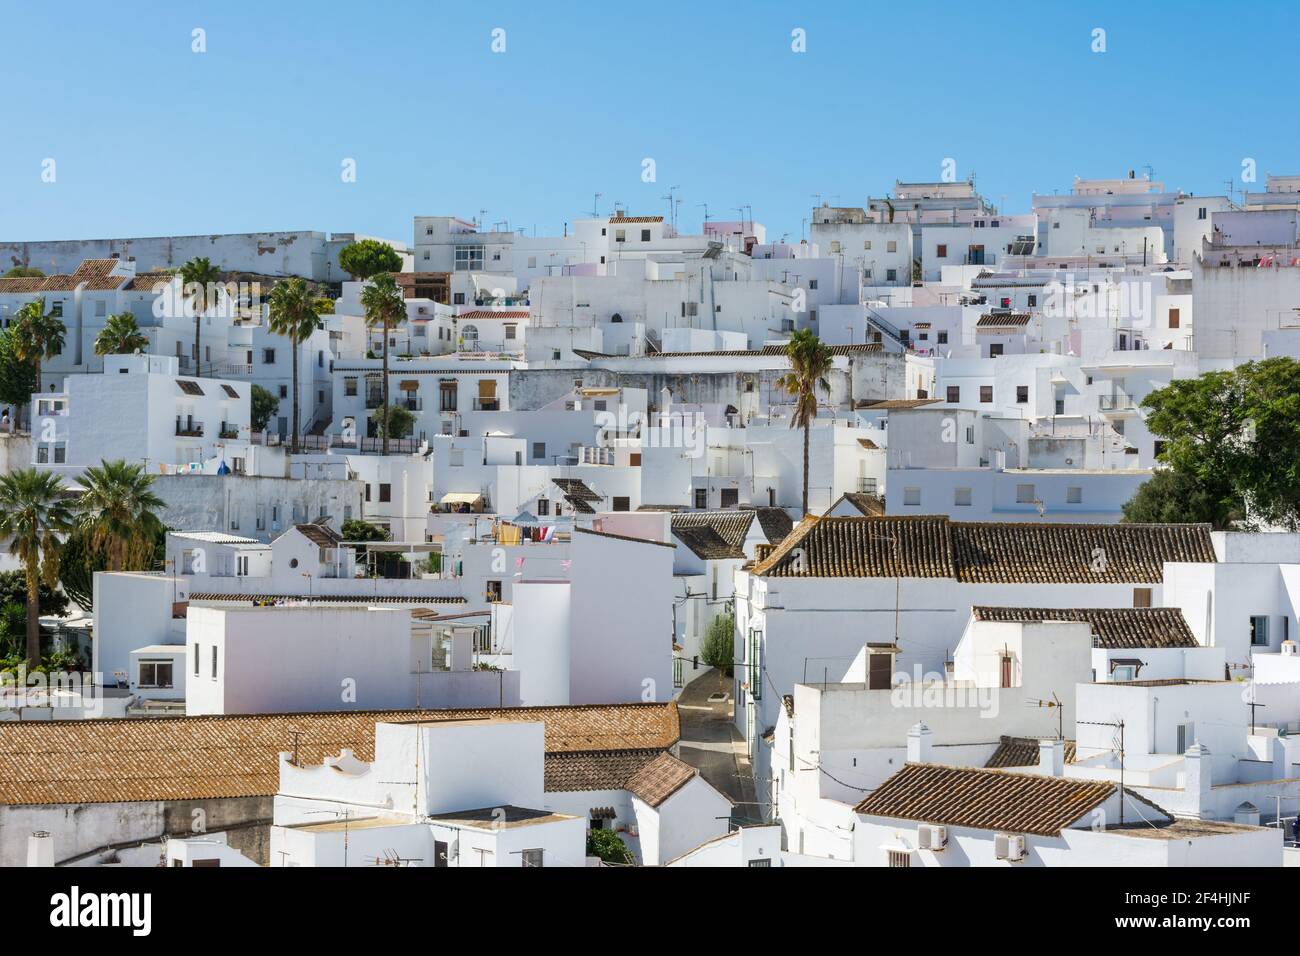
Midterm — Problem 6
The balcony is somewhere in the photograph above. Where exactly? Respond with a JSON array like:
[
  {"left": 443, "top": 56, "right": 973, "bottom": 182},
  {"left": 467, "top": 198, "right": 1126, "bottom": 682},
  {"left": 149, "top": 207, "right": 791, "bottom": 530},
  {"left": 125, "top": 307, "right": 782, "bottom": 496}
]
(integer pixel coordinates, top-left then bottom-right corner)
[
  {"left": 219, "top": 424, "right": 239, "bottom": 440},
  {"left": 401, "top": 397, "right": 424, "bottom": 412},
  {"left": 473, "top": 398, "right": 500, "bottom": 411},
  {"left": 175, "top": 418, "right": 204, "bottom": 437},
  {"left": 1098, "top": 394, "right": 1136, "bottom": 413},
  {"left": 365, "top": 392, "right": 385, "bottom": 409}
]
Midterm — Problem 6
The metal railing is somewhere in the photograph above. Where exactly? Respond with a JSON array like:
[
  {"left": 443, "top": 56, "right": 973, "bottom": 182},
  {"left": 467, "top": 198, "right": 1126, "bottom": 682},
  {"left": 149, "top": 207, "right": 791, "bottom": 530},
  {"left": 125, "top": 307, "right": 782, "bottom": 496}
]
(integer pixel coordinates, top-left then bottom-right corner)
[{"left": 175, "top": 418, "right": 204, "bottom": 437}]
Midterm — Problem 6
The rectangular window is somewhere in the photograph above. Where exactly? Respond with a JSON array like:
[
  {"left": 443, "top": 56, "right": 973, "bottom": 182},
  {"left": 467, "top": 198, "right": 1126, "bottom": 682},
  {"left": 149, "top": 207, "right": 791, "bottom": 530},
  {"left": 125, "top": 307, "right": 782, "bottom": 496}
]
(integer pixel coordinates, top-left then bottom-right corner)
[
  {"left": 138, "top": 660, "right": 174, "bottom": 689},
  {"left": 1067, "top": 486, "right": 1082, "bottom": 504},
  {"left": 263, "top": 348, "right": 275, "bottom": 364},
  {"left": 211, "top": 645, "right": 218, "bottom": 679},
  {"left": 980, "top": 385, "right": 993, "bottom": 403},
  {"left": 344, "top": 377, "right": 357, "bottom": 397},
  {"left": 954, "top": 488, "right": 972, "bottom": 507},
  {"left": 1168, "top": 308, "right": 1180, "bottom": 329},
  {"left": 532, "top": 442, "right": 546, "bottom": 461},
  {"left": 695, "top": 488, "right": 708, "bottom": 509},
  {"left": 379, "top": 484, "right": 391, "bottom": 503},
  {"left": 886, "top": 268, "right": 897, "bottom": 282},
  {"left": 1250, "top": 615, "right": 1270, "bottom": 647},
  {"left": 1133, "top": 587, "right": 1153, "bottom": 608},
  {"left": 1016, "top": 484, "right": 1036, "bottom": 504},
  {"left": 536, "top": 497, "right": 549, "bottom": 516},
  {"left": 612, "top": 496, "right": 630, "bottom": 512},
  {"left": 486, "top": 580, "right": 503, "bottom": 602},
  {"left": 1015, "top": 385, "right": 1029, "bottom": 403},
  {"left": 720, "top": 488, "right": 739, "bottom": 509},
  {"left": 936, "top": 244, "right": 948, "bottom": 258},
  {"left": 749, "top": 629, "right": 762, "bottom": 701},
  {"left": 887, "top": 240, "right": 897, "bottom": 253},
  {"left": 937, "top": 331, "right": 948, "bottom": 344},
  {"left": 1027, "top": 294, "right": 1037, "bottom": 307},
  {"left": 903, "top": 487, "right": 921, "bottom": 507},
  {"left": 887, "top": 850, "right": 911, "bottom": 868},
  {"left": 641, "top": 229, "right": 651, "bottom": 242},
  {"left": 946, "top": 386, "right": 960, "bottom": 403},
  {"left": 193, "top": 645, "right": 199, "bottom": 676}
]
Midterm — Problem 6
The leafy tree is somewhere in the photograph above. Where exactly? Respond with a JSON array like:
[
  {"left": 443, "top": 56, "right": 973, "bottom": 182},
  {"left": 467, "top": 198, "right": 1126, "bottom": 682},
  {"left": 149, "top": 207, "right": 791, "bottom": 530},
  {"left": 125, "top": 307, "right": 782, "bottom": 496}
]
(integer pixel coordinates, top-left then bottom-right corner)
[
  {"left": 1121, "top": 469, "right": 1243, "bottom": 530},
  {"left": 2, "top": 267, "right": 44, "bottom": 278},
  {"left": 360, "top": 273, "right": 406, "bottom": 454},
  {"left": 586, "top": 828, "right": 634, "bottom": 865},
  {"left": 701, "top": 609, "right": 736, "bottom": 689},
  {"left": 0, "top": 469, "right": 75, "bottom": 665},
  {"left": 94, "top": 312, "right": 150, "bottom": 356},
  {"left": 12, "top": 297, "right": 66, "bottom": 395},
  {"left": 0, "top": 327, "right": 38, "bottom": 416},
  {"left": 1141, "top": 357, "right": 1300, "bottom": 530},
  {"left": 340, "top": 519, "right": 389, "bottom": 542},
  {"left": 369, "top": 403, "right": 415, "bottom": 441},
  {"left": 338, "top": 240, "right": 402, "bottom": 281},
  {"left": 267, "top": 278, "right": 325, "bottom": 454},
  {"left": 59, "top": 523, "right": 166, "bottom": 611},
  {"left": 251, "top": 384, "right": 279, "bottom": 434},
  {"left": 776, "top": 330, "right": 834, "bottom": 515},
  {"left": 178, "top": 256, "right": 222, "bottom": 371},
  {"left": 76, "top": 459, "right": 166, "bottom": 572},
  {"left": 0, "top": 569, "right": 68, "bottom": 619}
]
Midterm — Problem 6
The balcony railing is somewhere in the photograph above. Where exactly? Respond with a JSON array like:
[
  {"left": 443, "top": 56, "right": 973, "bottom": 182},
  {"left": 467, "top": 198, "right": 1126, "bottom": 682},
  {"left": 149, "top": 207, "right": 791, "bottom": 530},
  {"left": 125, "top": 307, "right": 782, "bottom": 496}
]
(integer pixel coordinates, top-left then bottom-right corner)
[
  {"left": 365, "top": 392, "right": 385, "bottom": 409},
  {"left": 1098, "top": 394, "right": 1135, "bottom": 412},
  {"left": 219, "top": 425, "right": 239, "bottom": 439},
  {"left": 176, "top": 418, "right": 204, "bottom": 437},
  {"left": 473, "top": 398, "right": 500, "bottom": 411}
]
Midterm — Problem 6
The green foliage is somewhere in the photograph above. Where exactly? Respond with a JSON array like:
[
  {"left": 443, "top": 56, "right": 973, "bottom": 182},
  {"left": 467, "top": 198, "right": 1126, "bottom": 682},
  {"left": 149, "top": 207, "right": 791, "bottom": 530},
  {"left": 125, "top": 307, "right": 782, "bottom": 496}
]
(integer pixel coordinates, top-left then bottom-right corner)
[
  {"left": 76, "top": 459, "right": 166, "bottom": 572},
  {"left": 3, "top": 267, "right": 44, "bottom": 278},
  {"left": 586, "top": 828, "right": 633, "bottom": 865},
  {"left": 1121, "top": 469, "right": 1243, "bottom": 530},
  {"left": 1138, "top": 357, "right": 1300, "bottom": 530},
  {"left": 340, "top": 519, "right": 390, "bottom": 543},
  {"left": 338, "top": 240, "right": 402, "bottom": 280},
  {"left": 0, "top": 570, "right": 68, "bottom": 619},
  {"left": 94, "top": 312, "right": 150, "bottom": 356},
  {"left": 701, "top": 609, "right": 736, "bottom": 677},
  {"left": 369, "top": 403, "right": 415, "bottom": 440},
  {"left": 251, "top": 384, "right": 279, "bottom": 433},
  {"left": 0, "top": 469, "right": 76, "bottom": 664},
  {"left": 0, "top": 327, "right": 38, "bottom": 409}
]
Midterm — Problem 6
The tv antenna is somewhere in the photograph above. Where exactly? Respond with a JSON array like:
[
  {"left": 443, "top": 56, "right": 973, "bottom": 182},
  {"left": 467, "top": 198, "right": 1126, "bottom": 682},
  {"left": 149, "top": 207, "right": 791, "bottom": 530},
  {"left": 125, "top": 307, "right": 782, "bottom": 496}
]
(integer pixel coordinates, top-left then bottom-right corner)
[{"left": 1025, "top": 692, "right": 1064, "bottom": 740}]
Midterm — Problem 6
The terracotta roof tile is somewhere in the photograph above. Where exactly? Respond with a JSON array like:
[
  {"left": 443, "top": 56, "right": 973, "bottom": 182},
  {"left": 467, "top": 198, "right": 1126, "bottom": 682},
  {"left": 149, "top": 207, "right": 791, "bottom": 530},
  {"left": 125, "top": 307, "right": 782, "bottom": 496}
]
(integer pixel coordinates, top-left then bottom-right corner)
[
  {"left": 624, "top": 752, "right": 703, "bottom": 807},
  {"left": 970, "top": 606, "right": 1198, "bottom": 649},
  {"left": 984, "top": 736, "right": 1078, "bottom": 769},
  {"left": 544, "top": 749, "right": 663, "bottom": 791},
  {"left": 673, "top": 525, "right": 746, "bottom": 560},
  {"left": 671, "top": 510, "right": 755, "bottom": 550},
  {"left": 608, "top": 215, "right": 663, "bottom": 224},
  {"left": 456, "top": 310, "right": 529, "bottom": 320},
  {"left": 853, "top": 763, "right": 1114, "bottom": 836},
  {"left": 0, "top": 703, "right": 680, "bottom": 806},
  {"left": 755, "top": 507, "right": 794, "bottom": 545}
]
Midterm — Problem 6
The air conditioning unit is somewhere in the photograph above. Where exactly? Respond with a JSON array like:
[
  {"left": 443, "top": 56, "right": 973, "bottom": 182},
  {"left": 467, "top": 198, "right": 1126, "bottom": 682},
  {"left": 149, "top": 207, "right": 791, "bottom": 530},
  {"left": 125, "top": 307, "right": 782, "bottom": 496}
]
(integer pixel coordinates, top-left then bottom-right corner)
[
  {"left": 995, "top": 833, "right": 1026, "bottom": 861},
  {"left": 917, "top": 824, "right": 948, "bottom": 850}
]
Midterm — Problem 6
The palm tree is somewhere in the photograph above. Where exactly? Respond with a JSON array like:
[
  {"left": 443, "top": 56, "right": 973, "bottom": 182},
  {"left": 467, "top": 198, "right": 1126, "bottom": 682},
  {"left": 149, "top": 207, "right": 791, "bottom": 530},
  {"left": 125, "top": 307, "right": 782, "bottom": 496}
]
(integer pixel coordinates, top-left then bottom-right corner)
[
  {"left": 776, "top": 329, "right": 834, "bottom": 516},
  {"left": 76, "top": 459, "right": 165, "bottom": 573},
  {"left": 266, "top": 279, "right": 325, "bottom": 454},
  {"left": 12, "top": 297, "right": 66, "bottom": 395},
  {"left": 0, "top": 469, "right": 75, "bottom": 666},
  {"left": 359, "top": 273, "right": 406, "bottom": 454},
  {"left": 94, "top": 312, "right": 150, "bottom": 356},
  {"left": 178, "top": 257, "right": 222, "bottom": 373}
]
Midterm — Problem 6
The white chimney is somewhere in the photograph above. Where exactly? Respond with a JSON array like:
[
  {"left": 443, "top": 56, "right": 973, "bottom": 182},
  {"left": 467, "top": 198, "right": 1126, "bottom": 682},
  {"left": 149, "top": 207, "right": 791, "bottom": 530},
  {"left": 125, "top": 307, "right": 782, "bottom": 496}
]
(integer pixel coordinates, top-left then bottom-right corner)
[
  {"left": 26, "top": 831, "right": 53, "bottom": 867},
  {"left": 907, "top": 722, "right": 933, "bottom": 763},
  {"left": 1184, "top": 741, "right": 1212, "bottom": 810},
  {"left": 660, "top": 387, "right": 672, "bottom": 420},
  {"left": 1282, "top": 640, "right": 1297, "bottom": 657},
  {"left": 1038, "top": 739, "right": 1065, "bottom": 777},
  {"left": 1234, "top": 801, "right": 1261, "bottom": 826}
]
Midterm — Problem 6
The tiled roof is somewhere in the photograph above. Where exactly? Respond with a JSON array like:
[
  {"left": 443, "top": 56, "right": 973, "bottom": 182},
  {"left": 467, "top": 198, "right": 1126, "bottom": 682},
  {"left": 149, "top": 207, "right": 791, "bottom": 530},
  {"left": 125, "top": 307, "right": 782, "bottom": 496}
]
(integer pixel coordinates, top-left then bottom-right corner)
[
  {"left": 552, "top": 478, "right": 602, "bottom": 501},
  {"left": 608, "top": 215, "right": 663, "bottom": 224},
  {"left": 188, "top": 593, "right": 466, "bottom": 605},
  {"left": 624, "top": 752, "right": 703, "bottom": 807},
  {"left": 755, "top": 507, "right": 794, "bottom": 545},
  {"left": 976, "top": 312, "right": 1032, "bottom": 328},
  {"left": 858, "top": 398, "right": 942, "bottom": 410},
  {"left": 0, "top": 703, "right": 680, "bottom": 806},
  {"left": 673, "top": 525, "right": 746, "bottom": 561},
  {"left": 543, "top": 749, "right": 663, "bottom": 792},
  {"left": 753, "top": 516, "right": 1215, "bottom": 583},
  {"left": 0, "top": 260, "right": 129, "bottom": 294},
  {"left": 574, "top": 344, "right": 882, "bottom": 361},
  {"left": 853, "top": 763, "right": 1114, "bottom": 837},
  {"left": 127, "top": 272, "right": 179, "bottom": 291},
  {"left": 455, "top": 310, "right": 529, "bottom": 320},
  {"left": 70, "top": 259, "right": 120, "bottom": 280},
  {"left": 572, "top": 527, "right": 677, "bottom": 549},
  {"left": 970, "top": 606, "right": 1198, "bottom": 649},
  {"left": 671, "top": 510, "right": 755, "bottom": 550},
  {"left": 293, "top": 522, "right": 342, "bottom": 548},
  {"left": 832, "top": 492, "right": 886, "bottom": 516},
  {"left": 985, "top": 736, "right": 1078, "bottom": 769}
]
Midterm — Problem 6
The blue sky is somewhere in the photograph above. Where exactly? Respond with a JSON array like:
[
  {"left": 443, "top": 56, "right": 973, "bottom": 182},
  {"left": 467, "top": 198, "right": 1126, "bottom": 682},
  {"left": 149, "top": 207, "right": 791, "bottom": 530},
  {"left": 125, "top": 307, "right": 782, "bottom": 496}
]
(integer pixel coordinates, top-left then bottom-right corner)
[{"left": 1, "top": 0, "right": 1295, "bottom": 246}]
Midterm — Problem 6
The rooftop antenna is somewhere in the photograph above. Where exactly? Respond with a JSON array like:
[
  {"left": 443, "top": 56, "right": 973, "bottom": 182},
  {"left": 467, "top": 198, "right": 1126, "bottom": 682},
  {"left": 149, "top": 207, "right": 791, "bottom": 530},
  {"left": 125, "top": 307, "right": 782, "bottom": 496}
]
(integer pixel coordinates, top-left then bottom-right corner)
[
  {"left": 698, "top": 202, "right": 710, "bottom": 224},
  {"left": 591, "top": 192, "right": 603, "bottom": 218},
  {"left": 1025, "top": 692, "right": 1064, "bottom": 739}
]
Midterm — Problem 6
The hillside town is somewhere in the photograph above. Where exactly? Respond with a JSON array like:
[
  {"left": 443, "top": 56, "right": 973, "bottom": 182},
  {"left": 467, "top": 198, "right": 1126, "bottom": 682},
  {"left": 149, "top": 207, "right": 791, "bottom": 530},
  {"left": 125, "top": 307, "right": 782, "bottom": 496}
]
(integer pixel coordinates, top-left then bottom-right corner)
[{"left": 0, "top": 167, "right": 1298, "bottom": 876}]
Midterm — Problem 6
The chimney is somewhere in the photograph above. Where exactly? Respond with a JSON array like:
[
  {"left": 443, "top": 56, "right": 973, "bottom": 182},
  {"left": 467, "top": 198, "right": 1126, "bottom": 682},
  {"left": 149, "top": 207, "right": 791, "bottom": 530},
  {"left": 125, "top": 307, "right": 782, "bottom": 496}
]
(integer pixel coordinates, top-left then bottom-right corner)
[
  {"left": 26, "top": 831, "right": 53, "bottom": 868},
  {"left": 1234, "top": 801, "right": 1261, "bottom": 826},
  {"left": 660, "top": 387, "right": 672, "bottom": 420},
  {"left": 1038, "top": 739, "right": 1065, "bottom": 777},
  {"left": 907, "top": 722, "right": 933, "bottom": 763},
  {"left": 1272, "top": 736, "right": 1287, "bottom": 780},
  {"left": 1282, "top": 640, "right": 1297, "bottom": 657},
  {"left": 1184, "top": 741, "right": 1212, "bottom": 810}
]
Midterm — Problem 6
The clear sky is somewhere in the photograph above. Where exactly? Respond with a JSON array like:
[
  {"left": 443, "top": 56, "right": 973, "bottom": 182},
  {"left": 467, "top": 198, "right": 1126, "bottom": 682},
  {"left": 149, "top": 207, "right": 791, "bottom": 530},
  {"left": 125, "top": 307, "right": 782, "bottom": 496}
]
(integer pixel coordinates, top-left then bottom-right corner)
[{"left": 1, "top": 0, "right": 1295, "bottom": 246}]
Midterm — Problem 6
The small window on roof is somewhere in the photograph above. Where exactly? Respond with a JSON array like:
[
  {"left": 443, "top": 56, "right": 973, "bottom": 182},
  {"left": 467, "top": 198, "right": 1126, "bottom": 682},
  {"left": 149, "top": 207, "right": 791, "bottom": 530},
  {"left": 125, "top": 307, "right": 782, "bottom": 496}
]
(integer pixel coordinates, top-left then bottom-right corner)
[
  {"left": 176, "top": 380, "right": 205, "bottom": 396},
  {"left": 221, "top": 384, "right": 239, "bottom": 399}
]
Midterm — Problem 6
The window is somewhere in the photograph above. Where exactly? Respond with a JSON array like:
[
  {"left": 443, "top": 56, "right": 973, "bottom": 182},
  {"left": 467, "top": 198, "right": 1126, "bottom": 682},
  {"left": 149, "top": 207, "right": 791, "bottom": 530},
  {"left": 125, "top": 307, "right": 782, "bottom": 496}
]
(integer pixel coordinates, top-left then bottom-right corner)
[
  {"left": 532, "top": 442, "right": 546, "bottom": 461},
  {"left": 695, "top": 488, "right": 708, "bottom": 509},
  {"left": 1197, "top": 207, "right": 1207, "bottom": 221},
  {"left": 965, "top": 426, "right": 974, "bottom": 444},
  {"left": 1250, "top": 615, "right": 1270, "bottom": 647},
  {"left": 1168, "top": 308, "right": 1180, "bottom": 329},
  {"left": 720, "top": 488, "right": 739, "bottom": 509},
  {"left": 344, "top": 377, "right": 357, "bottom": 397},
  {"left": 262, "top": 348, "right": 276, "bottom": 364},
  {"left": 903, "top": 487, "right": 921, "bottom": 507},
  {"left": 211, "top": 645, "right": 218, "bottom": 679},
  {"left": 521, "top": 849, "right": 544, "bottom": 868},
  {"left": 1067, "top": 486, "right": 1082, "bottom": 504},
  {"left": 454, "top": 245, "right": 484, "bottom": 271},
  {"left": 936, "top": 244, "right": 948, "bottom": 258},
  {"left": 863, "top": 240, "right": 872, "bottom": 250},
  {"left": 504, "top": 323, "right": 517, "bottom": 340},
  {"left": 1133, "top": 587, "right": 1153, "bottom": 608},
  {"left": 1015, "top": 385, "right": 1029, "bottom": 403},
  {"left": 749, "top": 629, "right": 762, "bottom": 701},
  {"left": 379, "top": 484, "right": 391, "bottom": 503},
  {"left": 809, "top": 278, "right": 818, "bottom": 290},
  {"left": 979, "top": 385, "right": 993, "bottom": 403},
  {"left": 612, "top": 496, "right": 630, "bottom": 512},
  {"left": 279, "top": 385, "right": 288, "bottom": 399},
  {"left": 138, "top": 659, "right": 174, "bottom": 689},
  {"left": 887, "top": 850, "right": 911, "bottom": 868},
  {"left": 486, "top": 580, "right": 503, "bottom": 603},
  {"left": 747, "top": 858, "right": 772, "bottom": 867},
  {"left": 641, "top": 229, "right": 651, "bottom": 242},
  {"left": 954, "top": 487, "right": 972, "bottom": 507},
  {"left": 946, "top": 386, "right": 960, "bottom": 403},
  {"left": 937, "top": 331, "right": 948, "bottom": 344},
  {"left": 830, "top": 241, "right": 841, "bottom": 253},
  {"left": 886, "top": 268, "right": 897, "bottom": 282},
  {"left": 50, "top": 301, "right": 63, "bottom": 318},
  {"left": 536, "top": 497, "right": 549, "bottom": 516},
  {"left": 453, "top": 292, "right": 466, "bottom": 305},
  {"left": 1027, "top": 294, "right": 1037, "bottom": 307},
  {"left": 887, "top": 240, "right": 897, "bottom": 253},
  {"left": 439, "top": 381, "right": 457, "bottom": 412},
  {"left": 193, "top": 645, "right": 199, "bottom": 676},
  {"left": 1177, "top": 722, "right": 1195, "bottom": 754},
  {"left": 1016, "top": 484, "right": 1036, "bottom": 504}
]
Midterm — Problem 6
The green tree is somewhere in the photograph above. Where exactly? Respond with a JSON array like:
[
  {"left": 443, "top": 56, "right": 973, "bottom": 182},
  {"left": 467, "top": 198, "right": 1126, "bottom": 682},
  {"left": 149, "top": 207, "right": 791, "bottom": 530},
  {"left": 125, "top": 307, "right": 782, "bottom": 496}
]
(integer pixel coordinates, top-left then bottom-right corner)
[
  {"left": 776, "top": 329, "right": 834, "bottom": 515},
  {"left": 267, "top": 278, "right": 325, "bottom": 454},
  {"left": 178, "top": 256, "right": 222, "bottom": 372},
  {"left": 338, "top": 240, "right": 403, "bottom": 281},
  {"left": 0, "top": 327, "right": 38, "bottom": 419},
  {"left": 1121, "top": 469, "right": 1243, "bottom": 530},
  {"left": 93, "top": 311, "right": 150, "bottom": 356},
  {"left": 251, "top": 384, "right": 280, "bottom": 434},
  {"left": 76, "top": 459, "right": 166, "bottom": 572},
  {"left": 586, "top": 828, "right": 634, "bottom": 865},
  {"left": 369, "top": 403, "right": 415, "bottom": 441},
  {"left": 1141, "top": 357, "right": 1300, "bottom": 530},
  {"left": 360, "top": 273, "right": 406, "bottom": 454},
  {"left": 12, "top": 297, "right": 66, "bottom": 395},
  {"left": 701, "top": 609, "right": 736, "bottom": 690},
  {"left": 340, "top": 519, "right": 390, "bottom": 542},
  {"left": 2, "top": 267, "right": 44, "bottom": 278},
  {"left": 59, "top": 524, "right": 166, "bottom": 611},
  {"left": 0, "top": 469, "right": 75, "bottom": 666}
]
